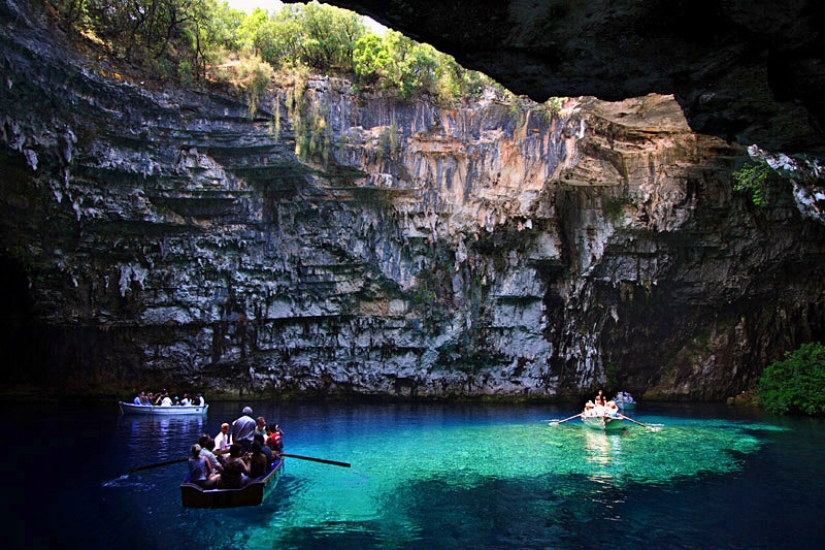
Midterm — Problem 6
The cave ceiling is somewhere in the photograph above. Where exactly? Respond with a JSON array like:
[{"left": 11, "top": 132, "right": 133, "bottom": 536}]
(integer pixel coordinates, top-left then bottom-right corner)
[{"left": 297, "top": 0, "right": 825, "bottom": 157}]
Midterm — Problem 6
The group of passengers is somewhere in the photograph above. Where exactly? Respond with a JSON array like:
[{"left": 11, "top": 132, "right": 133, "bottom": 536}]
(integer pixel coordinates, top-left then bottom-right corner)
[
  {"left": 187, "top": 405, "right": 285, "bottom": 490},
  {"left": 133, "top": 389, "right": 205, "bottom": 407},
  {"left": 583, "top": 389, "right": 620, "bottom": 417}
]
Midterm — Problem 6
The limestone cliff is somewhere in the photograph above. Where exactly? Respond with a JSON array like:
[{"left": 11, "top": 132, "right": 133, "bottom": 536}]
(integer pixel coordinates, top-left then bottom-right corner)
[{"left": 2, "top": 2, "right": 825, "bottom": 400}]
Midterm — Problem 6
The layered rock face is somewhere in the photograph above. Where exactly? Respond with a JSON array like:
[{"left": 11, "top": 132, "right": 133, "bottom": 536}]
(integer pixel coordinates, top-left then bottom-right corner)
[
  {"left": 2, "top": 3, "right": 825, "bottom": 400},
  {"left": 314, "top": 0, "right": 825, "bottom": 156}
]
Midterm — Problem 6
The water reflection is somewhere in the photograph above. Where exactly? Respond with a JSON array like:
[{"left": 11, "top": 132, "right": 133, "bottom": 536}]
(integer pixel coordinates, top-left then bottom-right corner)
[
  {"left": 118, "top": 414, "right": 207, "bottom": 463},
  {"left": 9, "top": 401, "right": 824, "bottom": 549},
  {"left": 584, "top": 431, "right": 623, "bottom": 476}
]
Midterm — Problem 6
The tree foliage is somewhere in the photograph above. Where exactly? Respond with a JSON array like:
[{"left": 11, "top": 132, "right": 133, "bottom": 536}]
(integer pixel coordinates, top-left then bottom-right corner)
[
  {"left": 732, "top": 159, "right": 771, "bottom": 206},
  {"left": 49, "top": 0, "right": 231, "bottom": 81},
  {"left": 45, "top": 0, "right": 501, "bottom": 102},
  {"left": 758, "top": 342, "right": 825, "bottom": 415}
]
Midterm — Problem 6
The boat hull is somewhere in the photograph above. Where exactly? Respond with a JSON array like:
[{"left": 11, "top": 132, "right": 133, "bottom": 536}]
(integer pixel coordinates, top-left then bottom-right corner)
[
  {"left": 119, "top": 402, "right": 208, "bottom": 416},
  {"left": 582, "top": 415, "right": 624, "bottom": 432},
  {"left": 612, "top": 394, "right": 637, "bottom": 410},
  {"left": 180, "top": 458, "right": 284, "bottom": 508}
]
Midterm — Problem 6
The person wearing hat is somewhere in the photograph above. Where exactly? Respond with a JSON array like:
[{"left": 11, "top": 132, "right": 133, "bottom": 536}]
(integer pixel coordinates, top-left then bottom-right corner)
[{"left": 231, "top": 406, "right": 256, "bottom": 452}]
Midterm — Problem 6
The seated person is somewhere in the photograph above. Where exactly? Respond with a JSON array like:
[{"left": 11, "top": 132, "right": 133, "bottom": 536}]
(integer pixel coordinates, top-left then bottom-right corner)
[
  {"left": 253, "top": 434, "right": 273, "bottom": 467},
  {"left": 265, "top": 424, "right": 284, "bottom": 453},
  {"left": 156, "top": 390, "right": 172, "bottom": 406},
  {"left": 188, "top": 444, "right": 219, "bottom": 489},
  {"left": 254, "top": 417, "right": 267, "bottom": 440},
  {"left": 198, "top": 434, "right": 223, "bottom": 473},
  {"left": 214, "top": 423, "right": 230, "bottom": 452},
  {"left": 180, "top": 393, "right": 192, "bottom": 406},
  {"left": 133, "top": 392, "right": 145, "bottom": 405},
  {"left": 248, "top": 442, "right": 269, "bottom": 479},
  {"left": 217, "top": 444, "right": 250, "bottom": 489}
]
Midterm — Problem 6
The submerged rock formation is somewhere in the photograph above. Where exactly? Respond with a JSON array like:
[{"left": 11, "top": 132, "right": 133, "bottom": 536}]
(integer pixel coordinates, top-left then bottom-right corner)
[{"left": 2, "top": 2, "right": 825, "bottom": 400}]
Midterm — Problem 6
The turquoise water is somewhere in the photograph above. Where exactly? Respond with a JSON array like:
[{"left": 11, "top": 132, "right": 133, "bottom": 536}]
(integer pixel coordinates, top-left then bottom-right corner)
[{"left": 7, "top": 401, "right": 824, "bottom": 548}]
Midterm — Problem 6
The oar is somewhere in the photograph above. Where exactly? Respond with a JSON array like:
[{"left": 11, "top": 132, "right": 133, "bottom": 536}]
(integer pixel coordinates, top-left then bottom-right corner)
[
  {"left": 548, "top": 413, "right": 582, "bottom": 426},
  {"left": 127, "top": 448, "right": 229, "bottom": 475},
  {"left": 279, "top": 452, "right": 351, "bottom": 468},
  {"left": 128, "top": 456, "right": 188, "bottom": 474},
  {"left": 618, "top": 413, "right": 661, "bottom": 431}
]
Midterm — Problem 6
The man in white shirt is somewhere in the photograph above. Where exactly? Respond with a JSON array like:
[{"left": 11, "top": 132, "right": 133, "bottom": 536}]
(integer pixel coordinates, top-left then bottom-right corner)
[{"left": 214, "top": 423, "right": 231, "bottom": 452}]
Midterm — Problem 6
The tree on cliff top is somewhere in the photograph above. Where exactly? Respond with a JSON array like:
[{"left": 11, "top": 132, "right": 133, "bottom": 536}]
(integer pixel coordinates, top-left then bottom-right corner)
[{"left": 45, "top": 0, "right": 503, "bottom": 102}]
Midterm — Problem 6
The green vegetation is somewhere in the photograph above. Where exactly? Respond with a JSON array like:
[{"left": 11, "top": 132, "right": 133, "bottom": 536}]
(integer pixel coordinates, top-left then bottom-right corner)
[
  {"left": 47, "top": 0, "right": 505, "bottom": 103},
  {"left": 732, "top": 159, "right": 771, "bottom": 206},
  {"left": 758, "top": 342, "right": 825, "bottom": 415}
]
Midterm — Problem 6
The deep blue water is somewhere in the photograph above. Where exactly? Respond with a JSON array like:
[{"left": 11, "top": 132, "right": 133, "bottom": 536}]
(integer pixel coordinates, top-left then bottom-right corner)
[{"left": 5, "top": 400, "right": 824, "bottom": 549}]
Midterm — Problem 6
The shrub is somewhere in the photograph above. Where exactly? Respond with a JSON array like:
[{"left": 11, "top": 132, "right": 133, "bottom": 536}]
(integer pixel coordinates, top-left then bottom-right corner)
[
  {"left": 732, "top": 159, "right": 771, "bottom": 206},
  {"left": 757, "top": 342, "right": 825, "bottom": 415}
]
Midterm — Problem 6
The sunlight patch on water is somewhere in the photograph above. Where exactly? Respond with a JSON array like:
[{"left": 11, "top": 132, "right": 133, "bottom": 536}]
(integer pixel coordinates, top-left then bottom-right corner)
[{"left": 238, "top": 417, "right": 777, "bottom": 547}]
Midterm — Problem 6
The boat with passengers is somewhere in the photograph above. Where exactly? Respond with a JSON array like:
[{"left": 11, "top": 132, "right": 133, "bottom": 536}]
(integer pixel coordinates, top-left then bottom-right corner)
[
  {"left": 581, "top": 400, "right": 624, "bottom": 432},
  {"left": 180, "top": 456, "right": 284, "bottom": 508},
  {"left": 119, "top": 401, "right": 208, "bottom": 416},
  {"left": 612, "top": 391, "right": 637, "bottom": 410}
]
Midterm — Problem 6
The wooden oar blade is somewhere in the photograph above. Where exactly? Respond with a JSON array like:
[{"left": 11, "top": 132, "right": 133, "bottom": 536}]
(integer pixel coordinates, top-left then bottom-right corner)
[{"left": 280, "top": 453, "right": 351, "bottom": 468}]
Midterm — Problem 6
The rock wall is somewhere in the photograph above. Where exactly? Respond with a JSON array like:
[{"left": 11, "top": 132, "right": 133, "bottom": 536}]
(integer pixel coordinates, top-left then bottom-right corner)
[
  {"left": 315, "top": 0, "right": 825, "bottom": 156},
  {"left": 2, "top": 3, "right": 825, "bottom": 400}
]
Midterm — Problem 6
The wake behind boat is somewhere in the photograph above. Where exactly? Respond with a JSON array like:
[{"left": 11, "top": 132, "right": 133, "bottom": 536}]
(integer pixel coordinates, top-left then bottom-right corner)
[{"left": 119, "top": 401, "right": 208, "bottom": 416}]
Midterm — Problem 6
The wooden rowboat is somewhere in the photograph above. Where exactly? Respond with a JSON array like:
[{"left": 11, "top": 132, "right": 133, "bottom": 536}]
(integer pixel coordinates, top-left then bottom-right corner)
[
  {"left": 612, "top": 393, "right": 637, "bottom": 410},
  {"left": 180, "top": 457, "right": 284, "bottom": 508},
  {"left": 119, "top": 402, "right": 208, "bottom": 416},
  {"left": 582, "top": 413, "right": 624, "bottom": 432}
]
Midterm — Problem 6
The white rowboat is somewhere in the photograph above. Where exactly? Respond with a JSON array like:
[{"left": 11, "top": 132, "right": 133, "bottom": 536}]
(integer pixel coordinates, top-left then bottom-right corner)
[{"left": 119, "top": 401, "right": 208, "bottom": 416}]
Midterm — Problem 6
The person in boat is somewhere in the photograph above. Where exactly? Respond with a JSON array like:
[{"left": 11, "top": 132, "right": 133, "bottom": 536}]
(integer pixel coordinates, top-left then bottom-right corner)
[
  {"left": 156, "top": 390, "right": 173, "bottom": 407},
  {"left": 188, "top": 444, "right": 220, "bottom": 489},
  {"left": 594, "top": 390, "right": 607, "bottom": 407},
  {"left": 217, "top": 444, "right": 250, "bottom": 489},
  {"left": 133, "top": 391, "right": 145, "bottom": 405},
  {"left": 254, "top": 416, "right": 267, "bottom": 440},
  {"left": 606, "top": 400, "right": 620, "bottom": 417},
  {"left": 194, "top": 393, "right": 205, "bottom": 406},
  {"left": 583, "top": 400, "right": 596, "bottom": 417},
  {"left": 265, "top": 424, "right": 284, "bottom": 453},
  {"left": 232, "top": 406, "right": 256, "bottom": 452},
  {"left": 248, "top": 441, "right": 268, "bottom": 478},
  {"left": 253, "top": 433, "right": 273, "bottom": 467},
  {"left": 198, "top": 434, "right": 223, "bottom": 474},
  {"left": 214, "top": 423, "right": 231, "bottom": 452},
  {"left": 180, "top": 393, "right": 192, "bottom": 406}
]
